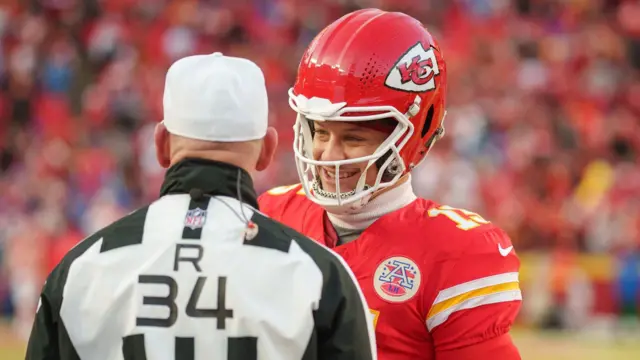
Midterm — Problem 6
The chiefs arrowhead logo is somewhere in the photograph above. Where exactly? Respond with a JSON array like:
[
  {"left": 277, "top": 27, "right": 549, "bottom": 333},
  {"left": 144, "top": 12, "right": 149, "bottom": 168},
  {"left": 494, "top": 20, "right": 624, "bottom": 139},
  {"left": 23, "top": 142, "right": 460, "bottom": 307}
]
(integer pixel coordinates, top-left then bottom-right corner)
[{"left": 385, "top": 42, "right": 441, "bottom": 93}]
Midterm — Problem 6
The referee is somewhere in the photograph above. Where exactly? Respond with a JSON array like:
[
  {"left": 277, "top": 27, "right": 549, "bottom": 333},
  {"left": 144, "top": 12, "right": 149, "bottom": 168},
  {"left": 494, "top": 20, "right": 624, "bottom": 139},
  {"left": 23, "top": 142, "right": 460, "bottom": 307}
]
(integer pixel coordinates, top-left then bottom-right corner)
[{"left": 25, "top": 52, "right": 376, "bottom": 360}]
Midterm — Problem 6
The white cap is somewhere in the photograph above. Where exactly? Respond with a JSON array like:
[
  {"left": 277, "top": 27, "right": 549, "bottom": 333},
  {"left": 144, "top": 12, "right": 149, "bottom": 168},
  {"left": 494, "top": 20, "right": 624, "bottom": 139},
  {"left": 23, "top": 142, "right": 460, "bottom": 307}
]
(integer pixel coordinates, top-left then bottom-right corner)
[{"left": 162, "top": 52, "right": 268, "bottom": 142}]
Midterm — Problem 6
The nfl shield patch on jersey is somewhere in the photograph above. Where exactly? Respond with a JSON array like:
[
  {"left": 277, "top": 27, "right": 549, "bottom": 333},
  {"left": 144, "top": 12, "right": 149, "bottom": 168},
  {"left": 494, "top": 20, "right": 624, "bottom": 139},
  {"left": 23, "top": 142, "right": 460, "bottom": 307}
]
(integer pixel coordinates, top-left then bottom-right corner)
[{"left": 184, "top": 208, "right": 207, "bottom": 230}]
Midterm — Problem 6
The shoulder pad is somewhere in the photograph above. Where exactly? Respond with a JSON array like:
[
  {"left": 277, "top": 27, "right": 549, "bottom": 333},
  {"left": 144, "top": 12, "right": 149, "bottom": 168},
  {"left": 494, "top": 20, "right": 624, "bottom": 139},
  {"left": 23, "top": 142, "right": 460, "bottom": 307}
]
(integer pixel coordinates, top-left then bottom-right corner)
[
  {"left": 426, "top": 204, "right": 494, "bottom": 233},
  {"left": 264, "top": 184, "right": 305, "bottom": 196}
]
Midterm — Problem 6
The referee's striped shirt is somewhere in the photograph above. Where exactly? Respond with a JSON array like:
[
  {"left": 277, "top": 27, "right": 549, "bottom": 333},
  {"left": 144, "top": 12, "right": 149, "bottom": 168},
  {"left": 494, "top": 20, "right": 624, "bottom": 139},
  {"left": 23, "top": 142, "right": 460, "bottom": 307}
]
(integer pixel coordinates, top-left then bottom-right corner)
[{"left": 25, "top": 158, "right": 376, "bottom": 360}]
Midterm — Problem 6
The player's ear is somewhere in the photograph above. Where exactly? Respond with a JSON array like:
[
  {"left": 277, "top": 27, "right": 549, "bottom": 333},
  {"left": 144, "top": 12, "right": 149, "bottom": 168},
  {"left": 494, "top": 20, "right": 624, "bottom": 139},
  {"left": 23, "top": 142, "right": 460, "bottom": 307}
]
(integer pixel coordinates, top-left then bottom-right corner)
[
  {"left": 155, "top": 121, "right": 172, "bottom": 168},
  {"left": 256, "top": 126, "right": 278, "bottom": 172}
]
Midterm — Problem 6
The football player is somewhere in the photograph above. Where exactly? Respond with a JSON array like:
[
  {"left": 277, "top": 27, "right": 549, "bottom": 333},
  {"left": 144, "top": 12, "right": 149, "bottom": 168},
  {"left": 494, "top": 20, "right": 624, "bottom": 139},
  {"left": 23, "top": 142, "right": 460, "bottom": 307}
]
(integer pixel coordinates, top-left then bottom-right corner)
[{"left": 259, "top": 8, "right": 523, "bottom": 360}]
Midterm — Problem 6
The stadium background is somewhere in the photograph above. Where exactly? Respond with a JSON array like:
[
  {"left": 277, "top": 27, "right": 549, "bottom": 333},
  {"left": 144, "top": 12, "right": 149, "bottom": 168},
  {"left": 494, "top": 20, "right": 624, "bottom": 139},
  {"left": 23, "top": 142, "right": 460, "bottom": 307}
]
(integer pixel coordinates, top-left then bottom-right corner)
[{"left": 0, "top": 0, "right": 639, "bottom": 358}]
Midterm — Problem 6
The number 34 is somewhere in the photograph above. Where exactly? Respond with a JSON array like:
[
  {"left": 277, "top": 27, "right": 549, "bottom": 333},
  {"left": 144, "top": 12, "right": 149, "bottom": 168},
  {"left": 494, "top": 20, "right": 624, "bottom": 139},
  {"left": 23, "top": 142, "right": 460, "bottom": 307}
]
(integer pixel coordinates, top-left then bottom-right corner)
[
  {"left": 124, "top": 275, "right": 257, "bottom": 360},
  {"left": 428, "top": 205, "right": 490, "bottom": 231}
]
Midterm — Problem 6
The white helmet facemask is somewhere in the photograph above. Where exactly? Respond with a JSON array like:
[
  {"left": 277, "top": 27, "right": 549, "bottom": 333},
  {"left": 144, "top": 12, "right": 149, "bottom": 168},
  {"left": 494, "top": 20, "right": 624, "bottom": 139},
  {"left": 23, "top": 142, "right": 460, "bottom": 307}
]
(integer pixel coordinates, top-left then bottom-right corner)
[{"left": 289, "top": 89, "right": 421, "bottom": 213}]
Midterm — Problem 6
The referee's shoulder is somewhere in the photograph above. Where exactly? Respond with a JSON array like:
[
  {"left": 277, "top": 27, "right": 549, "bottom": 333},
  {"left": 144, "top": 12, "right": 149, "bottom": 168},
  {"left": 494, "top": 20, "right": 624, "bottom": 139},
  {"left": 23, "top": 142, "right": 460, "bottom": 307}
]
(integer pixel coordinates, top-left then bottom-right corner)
[
  {"left": 43, "top": 205, "right": 150, "bottom": 306},
  {"left": 67, "top": 206, "right": 149, "bottom": 264},
  {"left": 248, "top": 210, "right": 345, "bottom": 267}
]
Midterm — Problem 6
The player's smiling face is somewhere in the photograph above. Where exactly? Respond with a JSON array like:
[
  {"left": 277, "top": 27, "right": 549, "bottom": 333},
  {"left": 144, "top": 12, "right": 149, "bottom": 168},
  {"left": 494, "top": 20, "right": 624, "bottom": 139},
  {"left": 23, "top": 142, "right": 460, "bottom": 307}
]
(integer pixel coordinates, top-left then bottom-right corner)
[{"left": 312, "top": 121, "right": 389, "bottom": 194}]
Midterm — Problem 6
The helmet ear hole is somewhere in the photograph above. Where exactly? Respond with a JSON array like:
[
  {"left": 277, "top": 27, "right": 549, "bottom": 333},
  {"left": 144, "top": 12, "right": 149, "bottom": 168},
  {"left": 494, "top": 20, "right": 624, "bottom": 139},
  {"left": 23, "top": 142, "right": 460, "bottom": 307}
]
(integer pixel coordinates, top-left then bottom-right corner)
[
  {"left": 420, "top": 104, "right": 435, "bottom": 138},
  {"left": 424, "top": 126, "right": 444, "bottom": 151},
  {"left": 375, "top": 150, "right": 402, "bottom": 182},
  {"left": 415, "top": 125, "right": 444, "bottom": 166}
]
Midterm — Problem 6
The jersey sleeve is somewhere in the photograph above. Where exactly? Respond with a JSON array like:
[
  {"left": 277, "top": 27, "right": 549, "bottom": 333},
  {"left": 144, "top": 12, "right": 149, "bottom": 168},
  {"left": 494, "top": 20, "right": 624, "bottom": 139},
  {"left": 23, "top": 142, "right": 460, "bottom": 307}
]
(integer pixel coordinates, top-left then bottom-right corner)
[
  {"left": 26, "top": 271, "right": 81, "bottom": 360},
  {"left": 425, "top": 227, "right": 522, "bottom": 359},
  {"left": 25, "top": 282, "right": 59, "bottom": 360},
  {"left": 286, "top": 228, "right": 376, "bottom": 360},
  {"left": 26, "top": 230, "right": 107, "bottom": 360},
  {"left": 310, "top": 247, "right": 377, "bottom": 360}
]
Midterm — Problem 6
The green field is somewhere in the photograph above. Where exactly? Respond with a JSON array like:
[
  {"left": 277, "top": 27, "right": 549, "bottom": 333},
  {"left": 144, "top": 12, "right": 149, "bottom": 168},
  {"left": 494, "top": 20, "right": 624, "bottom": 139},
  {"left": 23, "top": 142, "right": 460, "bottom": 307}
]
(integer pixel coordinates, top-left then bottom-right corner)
[
  {"left": 2, "top": 325, "right": 639, "bottom": 359},
  {"left": 511, "top": 328, "right": 640, "bottom": 360}
]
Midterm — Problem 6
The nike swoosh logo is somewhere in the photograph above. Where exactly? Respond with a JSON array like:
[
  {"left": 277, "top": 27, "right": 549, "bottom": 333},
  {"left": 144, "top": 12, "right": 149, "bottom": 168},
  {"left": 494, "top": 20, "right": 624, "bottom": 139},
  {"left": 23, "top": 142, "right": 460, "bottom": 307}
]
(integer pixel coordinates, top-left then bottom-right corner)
[{"left": 498, "top": 244, "right": 513, "bottom": 257}]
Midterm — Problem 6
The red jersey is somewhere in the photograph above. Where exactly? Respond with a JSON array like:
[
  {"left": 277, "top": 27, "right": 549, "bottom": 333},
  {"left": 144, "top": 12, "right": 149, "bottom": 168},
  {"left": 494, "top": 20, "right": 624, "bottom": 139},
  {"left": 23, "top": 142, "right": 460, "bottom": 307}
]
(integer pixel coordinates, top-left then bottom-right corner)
[{"left": 258, "top": 184, "right": 522, "bottom": 360}]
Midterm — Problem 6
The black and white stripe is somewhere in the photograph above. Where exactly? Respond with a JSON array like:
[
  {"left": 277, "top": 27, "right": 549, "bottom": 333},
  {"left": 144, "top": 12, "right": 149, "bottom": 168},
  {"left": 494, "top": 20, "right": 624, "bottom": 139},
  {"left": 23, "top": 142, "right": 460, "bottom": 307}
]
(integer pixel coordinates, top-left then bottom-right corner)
[{"left": 25, "top": 193, "right": 376, "bottom": 360}]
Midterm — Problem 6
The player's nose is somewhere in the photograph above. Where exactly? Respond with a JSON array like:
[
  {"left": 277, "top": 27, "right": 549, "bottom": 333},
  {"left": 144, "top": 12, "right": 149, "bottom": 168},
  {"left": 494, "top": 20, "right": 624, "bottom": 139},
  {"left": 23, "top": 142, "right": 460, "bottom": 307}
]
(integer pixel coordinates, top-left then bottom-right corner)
[{"left": 318, "top": 137, "right": 348, "bottom": 162}]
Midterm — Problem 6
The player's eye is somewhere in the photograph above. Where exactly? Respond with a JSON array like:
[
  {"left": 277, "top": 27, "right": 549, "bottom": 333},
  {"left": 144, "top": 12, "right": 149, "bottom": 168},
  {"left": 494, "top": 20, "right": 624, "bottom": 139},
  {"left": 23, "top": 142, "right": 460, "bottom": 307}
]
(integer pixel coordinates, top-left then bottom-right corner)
[
  {"left": 314, "top": 129, "right": 330, "bottom": 140},
  {"left": 344, "top": 135, "right": 365, "bottom": 142}
]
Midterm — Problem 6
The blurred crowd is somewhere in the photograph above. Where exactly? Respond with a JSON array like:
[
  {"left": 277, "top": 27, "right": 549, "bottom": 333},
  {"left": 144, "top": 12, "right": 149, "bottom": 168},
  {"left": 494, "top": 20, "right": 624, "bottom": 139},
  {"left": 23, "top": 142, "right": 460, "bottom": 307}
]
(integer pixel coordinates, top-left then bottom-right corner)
[{"left": 0, "top": 0, "right": 639, "bottom": 336}]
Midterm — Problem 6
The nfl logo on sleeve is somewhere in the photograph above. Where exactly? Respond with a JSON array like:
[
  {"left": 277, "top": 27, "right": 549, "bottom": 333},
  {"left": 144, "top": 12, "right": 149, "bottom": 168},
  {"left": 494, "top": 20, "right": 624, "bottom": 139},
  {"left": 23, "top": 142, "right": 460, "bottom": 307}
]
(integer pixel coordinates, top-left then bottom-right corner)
[
  {"left": 184, "top": 208, "right": 207, "bottom": 230},
  {"left": 374, "top": 256, "right": 422, "bottom": 302}
]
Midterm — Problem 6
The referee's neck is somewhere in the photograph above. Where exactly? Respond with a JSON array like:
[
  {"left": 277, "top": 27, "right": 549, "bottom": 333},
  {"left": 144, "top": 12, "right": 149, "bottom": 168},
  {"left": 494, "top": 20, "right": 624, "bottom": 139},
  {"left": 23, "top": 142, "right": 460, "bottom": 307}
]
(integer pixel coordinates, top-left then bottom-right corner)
[
  {"left": 170, "top": 150, "right": 256, "bottom": 175},
  {"left": 159, "top": 157, "right": 259, "bottom": 209}
]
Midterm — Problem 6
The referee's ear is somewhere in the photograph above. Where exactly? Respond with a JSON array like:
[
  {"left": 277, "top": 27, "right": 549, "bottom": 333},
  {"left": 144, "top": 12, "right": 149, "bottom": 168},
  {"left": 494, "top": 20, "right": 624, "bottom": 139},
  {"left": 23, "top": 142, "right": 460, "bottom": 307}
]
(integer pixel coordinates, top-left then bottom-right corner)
[
  {"left": 256, "top": 126, "right": 278, "bottom": 172},
  {"left": 155, "top": 121, "right": 172, "bottom": 168}
]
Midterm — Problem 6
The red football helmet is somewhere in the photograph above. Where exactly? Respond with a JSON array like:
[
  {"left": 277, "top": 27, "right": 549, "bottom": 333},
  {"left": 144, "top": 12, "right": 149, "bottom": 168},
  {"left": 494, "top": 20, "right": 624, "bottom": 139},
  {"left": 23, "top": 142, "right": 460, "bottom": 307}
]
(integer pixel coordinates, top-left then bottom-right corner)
[{"left": 289, "top": 8, "right": 447, "bottom": 208}]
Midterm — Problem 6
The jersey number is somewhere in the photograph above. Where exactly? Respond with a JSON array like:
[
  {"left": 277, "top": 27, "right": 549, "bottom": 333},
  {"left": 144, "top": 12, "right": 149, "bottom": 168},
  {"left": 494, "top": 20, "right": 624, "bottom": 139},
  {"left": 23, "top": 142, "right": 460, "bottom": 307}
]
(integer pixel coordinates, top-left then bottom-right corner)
[
  {"left": 428, "top": 205, "right": 490, "bottom": 230},
  {"left": 122, "top": 275, "right": 257, "bottom": 360}
]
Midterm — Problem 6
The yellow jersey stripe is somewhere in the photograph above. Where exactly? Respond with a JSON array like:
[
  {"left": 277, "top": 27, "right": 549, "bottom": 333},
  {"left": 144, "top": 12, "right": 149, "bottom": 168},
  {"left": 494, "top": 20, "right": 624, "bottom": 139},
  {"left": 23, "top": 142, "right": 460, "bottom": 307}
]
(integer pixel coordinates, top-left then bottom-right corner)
[
  {"left": 426, "top": 289, "right": 522, "bottom": 331},
  {"left": 433, "top": 272, "right": 519, "bottom": 304},
  {"left": 428, "top": 281, "right": 520, "bottom": 319}
]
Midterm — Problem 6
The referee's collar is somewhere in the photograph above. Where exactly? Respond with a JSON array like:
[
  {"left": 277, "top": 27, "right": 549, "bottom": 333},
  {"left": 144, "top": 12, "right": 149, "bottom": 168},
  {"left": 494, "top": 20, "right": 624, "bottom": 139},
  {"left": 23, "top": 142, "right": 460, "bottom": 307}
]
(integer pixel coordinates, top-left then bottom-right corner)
[{"left": 159, "top": 158, "right": 259, "bottom": 209}]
